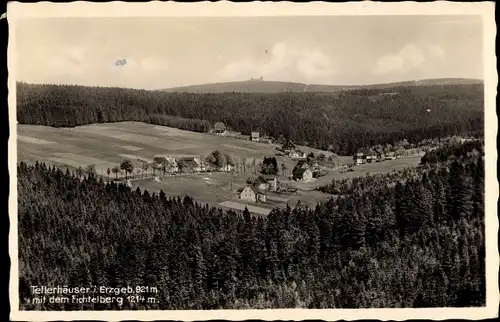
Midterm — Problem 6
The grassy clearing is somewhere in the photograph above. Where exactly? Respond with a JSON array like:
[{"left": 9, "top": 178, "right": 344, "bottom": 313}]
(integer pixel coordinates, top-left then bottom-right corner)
[
  {"left": 17, "top": 121, "right": 334, "bottom": 175},
  {"left": 119, "top": 145, "right": 143, "bottom": 151},
  {"left": 18, "top": 136, "right": 55, "bottom": 145},
  {"left": 218, "top": 201, "right": 272, "bottom": 215}
]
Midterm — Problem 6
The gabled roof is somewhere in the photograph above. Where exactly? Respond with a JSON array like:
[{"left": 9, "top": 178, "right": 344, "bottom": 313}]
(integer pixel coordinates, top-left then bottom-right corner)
[
  {"left": 155, "top": 155, "right": 178, "bottom": 166},
  {"left": 214, "top": 122, "right": 226, "bottom": 131},
  {"left": 251, "top": 132, "right": 260, "bottom": 137},
  {"left": 179, "top": 158, "right": 200, "bottom": 168},
  {"left": 282, "top": 140, "right": 296, "bottom": 149},
  {"left": 355, "top": 147, "right": 376, "bottom": 156},
  {"left": 242, "top": 185, "right": 266, "bottom": 195},
  {"left": 293, "top": 168, "right": 311, "bottom": 177},
  {"left": 256, "top": 176, "right": 268, "bottom": 183},
  {"left": 261, "top": 174, "right": 277, "bottom": 181}
]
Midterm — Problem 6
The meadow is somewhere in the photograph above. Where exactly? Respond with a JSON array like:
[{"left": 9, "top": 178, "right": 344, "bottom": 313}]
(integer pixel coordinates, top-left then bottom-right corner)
[{"left": 18, "top": 121, "right": 332, "bottom": 173}]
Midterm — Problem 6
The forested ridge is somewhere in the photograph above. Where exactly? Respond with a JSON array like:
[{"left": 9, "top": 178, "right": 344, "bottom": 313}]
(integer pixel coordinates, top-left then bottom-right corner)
[
  {"left": 18, "top": 152, "right": 485, "bottom": 309},
  {"left": 17, "top": 82, "right": 483, "bottom": 155}
]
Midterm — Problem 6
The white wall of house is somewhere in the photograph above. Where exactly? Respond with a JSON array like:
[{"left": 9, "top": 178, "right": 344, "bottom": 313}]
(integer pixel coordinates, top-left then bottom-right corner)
[
  {"left": 257, "top": 194, "right": 267, "bottom": 203},
  {"left": 240, "top": 187, "right": 257, "bottom": 202},
  {"left": 267, "top": 178, "right": 278, "bottom": 191},
  {"left": 258, "top": 183, "right": 269, "bottom": 191},
  {"left": 302, "top": 169, "right": 313, "bottom": 182}
]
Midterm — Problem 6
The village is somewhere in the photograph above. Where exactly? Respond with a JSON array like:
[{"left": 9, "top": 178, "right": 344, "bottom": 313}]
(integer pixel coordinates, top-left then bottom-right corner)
[
  {"left": 103, "top": 121, "right": 454, "bottom": 210},
  {"left": 19, "top": 119, "right": 474, "bottom": 216}
]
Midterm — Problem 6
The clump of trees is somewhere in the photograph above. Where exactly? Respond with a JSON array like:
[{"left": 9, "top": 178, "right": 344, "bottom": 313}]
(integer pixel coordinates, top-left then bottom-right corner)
[
  {"left": 120, "top": 159, "right": 134, "bottom": 179},
  {"left": 205, "top": 150, "right": 235, "bottom": 170},
  {"left": 261, "top": 157, "right": 278, "bottom": 175},
  {"left": 421, "top": 139, "right": 483, "bottom": 165}
]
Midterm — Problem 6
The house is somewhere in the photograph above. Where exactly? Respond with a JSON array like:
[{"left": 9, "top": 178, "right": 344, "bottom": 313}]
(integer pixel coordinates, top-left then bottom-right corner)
[
  {"left": 292, "top": 168, "right": 313, "bottom": 182},
  {"left": 289, "top": 150, "right": 307, "bottom": 160},
  {"left": 256, "top": 177, "right": 270, "bottom": 191},
  {"left": 366, "top": 154, "right": 377, "bottom": 163},
  {"left": 353, "top": 152, "right": 365, "bottom": 164},
  {"left": 353, "top": 148, "right": 376, "bottom": 164},
  {"left": 251, "top": 132, "right": 260, "bottom": 142},
  {"left": 239, "top": 185, "right": 266, "bottom": 203},
  {"left": 282, "top": 140, "right": 296, "bottom": 152},
  {"left": 260, "top": 136, "right": 274, "bottom": 144},
  {"left": 218, "top": 164, "right": 234, "bottom": 172},
  {"left": 178, "top": 157, "right": 205, "bottom": 172},
  {"left": 153, "top": 155, "right": 179, "bottom": 173},
  {"left": 260, "top": 174, "right": 278, "bottom": 191},
  {"left": 214, "top": 122, "right": 227, "bottom": 136},
  {"left": 385, "top": 152, "right": 397, "bottom": 160}
]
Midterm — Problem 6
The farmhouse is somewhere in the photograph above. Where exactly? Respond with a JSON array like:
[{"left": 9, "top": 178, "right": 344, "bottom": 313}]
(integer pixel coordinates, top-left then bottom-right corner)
[
  {"left": 292, "top": 168, "right": 313, "bottom": 182},
  {"left": 256, "top": 177, "right": 270, "bottom": 191},
  {"left": 153, "top": 155, "right": 179, "bottom": 173},
  {"left": 251, "top": 132, "right": 260, "bottom": 142},
  {"left": 353, "top": 148, "right": 376, "bottom": 164},
  {"left": 238, "top": 185, "right": 267, "bottom": 203},
  {"left": 178, "top": 157, "right": 205, "bottom": 172},
  {"left": 219, "top": 164, "right": 234, "bottom": 172},
  {"left": 282, "top": 140, "right": 296, "bottom": 152},
  {"left": 256, "top": 174, "right": 278, "bottom": 192},
  {"left": 214, "top": 122, "right": 227, "bottom": 136},
  {"left": 289, "top": 150, "right": 307, "bottom": 160},
  {"left": 385, "top": 152, "right": 397, "bottom": 160},
  {"left": 260, "top": 136, "right": 274, "bottom": 144}
]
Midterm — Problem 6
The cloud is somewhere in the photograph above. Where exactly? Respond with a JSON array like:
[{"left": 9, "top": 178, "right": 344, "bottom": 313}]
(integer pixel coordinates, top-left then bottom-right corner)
[
  {"left": 216, "top": 42, "right": 336, "bottom": 81},
  {"left": 427, "top": 45, "right": 445, "bottom": 61},
  {"left": 297, "top": 48, "right": 335, "bottom": 77},
  {"left": 373, "top": 44, "right": 430, "bottom": 75}
]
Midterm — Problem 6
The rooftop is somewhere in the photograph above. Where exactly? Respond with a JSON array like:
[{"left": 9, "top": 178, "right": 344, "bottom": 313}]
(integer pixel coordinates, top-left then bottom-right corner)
[
  {"left": 214, "top": 122, "right": 226, "bottom": 131},
  {"left": 261, "top": 174, "right": 277, "bottom": 181}
]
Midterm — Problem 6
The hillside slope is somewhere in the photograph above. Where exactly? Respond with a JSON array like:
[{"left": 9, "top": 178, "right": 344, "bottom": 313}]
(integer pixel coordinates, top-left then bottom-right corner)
[
  {"left": 160, "top": 78, "right": 483, "bottom": 93},
  {"left": 17, "top": 82, "right": 484, "bottom": 155}
]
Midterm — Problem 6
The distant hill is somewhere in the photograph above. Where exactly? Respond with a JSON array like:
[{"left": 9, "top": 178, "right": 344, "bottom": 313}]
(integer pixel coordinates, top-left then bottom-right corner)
[{"left": 159, "top": 78, "right": 483, "bottom": 93}]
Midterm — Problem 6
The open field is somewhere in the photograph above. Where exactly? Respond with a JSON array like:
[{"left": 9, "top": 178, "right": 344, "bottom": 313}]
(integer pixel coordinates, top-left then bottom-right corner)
[
  {"left": 18, "top": 121, "right": 335, "bottom": 176},
  {"left": 219, "top": 201, "right": 271, "bottom": 216}
]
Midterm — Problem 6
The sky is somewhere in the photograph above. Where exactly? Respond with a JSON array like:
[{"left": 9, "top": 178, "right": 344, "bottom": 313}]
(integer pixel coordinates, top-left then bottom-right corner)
[{"left": 14, "top": 15, "right": 484, "bottom": 90}]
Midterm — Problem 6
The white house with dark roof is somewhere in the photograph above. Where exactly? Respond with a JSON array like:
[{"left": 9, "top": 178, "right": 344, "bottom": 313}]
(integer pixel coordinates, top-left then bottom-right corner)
[
  {"left": 251, "top": 132, "right": 260, "bottom": 142},
  {"left": 214, "top": 122, "right": 227, "bottom": 135},
  {"left": 238, "top": 185, "right": 266, "bottom": 203}
]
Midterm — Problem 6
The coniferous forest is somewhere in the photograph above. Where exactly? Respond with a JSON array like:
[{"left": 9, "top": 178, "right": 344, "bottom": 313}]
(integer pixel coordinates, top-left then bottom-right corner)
[
  {"left": 18, "top": 147, "right": 485, "bottom": 310},
  {"left": 16, "top": 82, "right": 483, "bottom": 155}
]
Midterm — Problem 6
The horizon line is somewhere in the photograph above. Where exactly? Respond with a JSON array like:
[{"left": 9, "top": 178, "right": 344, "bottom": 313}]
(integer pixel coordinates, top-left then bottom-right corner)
[{"left": 15, "top": 77, "right": 484, "bottom": 92}]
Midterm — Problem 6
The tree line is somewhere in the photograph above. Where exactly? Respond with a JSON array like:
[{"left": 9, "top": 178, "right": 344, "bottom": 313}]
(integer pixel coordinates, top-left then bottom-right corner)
[
  {"left": 420, "top": 139, "right": 484, "bottom": 165},
  {"left": 17, "top": 82, "right": 483, "bottom": 155},
  {"left": 18, "top": 151, "right": 484, "bottom": 309}
]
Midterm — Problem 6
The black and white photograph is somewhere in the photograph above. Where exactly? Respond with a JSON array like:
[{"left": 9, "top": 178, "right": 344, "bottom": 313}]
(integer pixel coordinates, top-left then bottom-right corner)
[{"left": 8, "top": 1, "right": 498, "bottom": 321}]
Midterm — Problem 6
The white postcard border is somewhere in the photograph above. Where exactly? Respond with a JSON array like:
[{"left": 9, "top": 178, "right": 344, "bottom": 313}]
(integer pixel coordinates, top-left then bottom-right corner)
[{"left": 7, "top": 1, "right": 499, "bottom": 321}]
